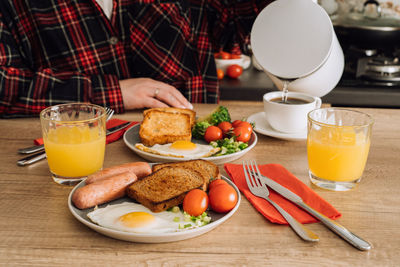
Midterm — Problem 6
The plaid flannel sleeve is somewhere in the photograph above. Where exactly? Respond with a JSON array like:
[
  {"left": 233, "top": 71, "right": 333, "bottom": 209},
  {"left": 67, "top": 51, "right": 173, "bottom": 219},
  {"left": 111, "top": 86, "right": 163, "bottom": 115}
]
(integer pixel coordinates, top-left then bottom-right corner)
[
  {"left": 205, "top": 0, "right": 273, "bottom": 54},
  {"left": 0, "top": 13, "right": 124, "bottom": 118}
]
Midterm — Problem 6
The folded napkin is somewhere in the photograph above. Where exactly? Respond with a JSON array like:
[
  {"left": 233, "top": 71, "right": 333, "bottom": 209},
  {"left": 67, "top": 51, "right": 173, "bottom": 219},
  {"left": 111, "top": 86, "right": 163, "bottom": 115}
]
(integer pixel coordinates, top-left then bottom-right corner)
[
  {"left": 224, "top": 163, "right": 342, "bottom": 224},
  {"left": 34, "top": 119, "right": 138, "bottom": 145}
]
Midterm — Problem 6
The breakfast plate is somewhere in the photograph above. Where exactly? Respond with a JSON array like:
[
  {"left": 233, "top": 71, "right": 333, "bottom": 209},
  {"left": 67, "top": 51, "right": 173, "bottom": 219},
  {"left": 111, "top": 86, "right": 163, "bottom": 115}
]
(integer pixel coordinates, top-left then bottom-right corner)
[
  {"left": 123, "top": 124, "right": 257, "bottom": 164},
  {"left": 247, "top": 112, "right": 307, "bottom": 141},
  {"left": 68, "top": 175, "right": 241, "bottom": 243}
]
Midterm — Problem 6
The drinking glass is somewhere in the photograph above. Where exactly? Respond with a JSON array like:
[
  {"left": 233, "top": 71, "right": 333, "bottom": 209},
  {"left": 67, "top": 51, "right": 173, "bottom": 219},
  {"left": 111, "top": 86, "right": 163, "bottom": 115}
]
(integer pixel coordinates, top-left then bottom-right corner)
[
  {"left": 40, "top": 103, "right": 106, "bottom": 185},
  {"left": 307, "top": 108, "right": 373, "bottom": 191}
]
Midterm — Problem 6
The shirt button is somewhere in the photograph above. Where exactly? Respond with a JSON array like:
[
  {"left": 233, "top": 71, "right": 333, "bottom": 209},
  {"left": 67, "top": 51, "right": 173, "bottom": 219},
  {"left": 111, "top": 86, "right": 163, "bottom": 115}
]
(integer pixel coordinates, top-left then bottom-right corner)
[{"left": 109, "top": 37, "right": 119, "bottom": 45}]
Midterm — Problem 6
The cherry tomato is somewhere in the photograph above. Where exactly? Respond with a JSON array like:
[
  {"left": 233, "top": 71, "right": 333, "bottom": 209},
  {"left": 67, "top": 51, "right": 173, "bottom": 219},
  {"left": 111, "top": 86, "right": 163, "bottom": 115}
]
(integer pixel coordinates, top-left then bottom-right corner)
[
  {"left": 208, "top": 179, "right": 228, "bottom": 191},
  {"left": 230, "top": 54, "right": 241, "bottom": 59},
  {"left": 204, "top": 126, "right": 223, "bottom": 143},
  {"left": 217, "top": 121, "right": 232, "bottom": 135},
  {"left": 208, "top": 184, "right": 238, "bottom": 213},
  {"left": 226, "top": 64, "right": 243, "bottom": 79},
  {"left": 183, "top": 189, "right": 209, "bottom": 216},
  {"left": 236, "top": 121, "right": 252, "bottom": 134},
  {"left": 231, "top": 120, "right": 243, "bottom": 128},
  {"left": 217, "top": 69, "right": 224, "bottom": 80},
  {"left": 219, "top": 51, "right": 231, "bottom": 60},
  {"left": 232, "top": 126, "right": 251, "bottom": 142}
]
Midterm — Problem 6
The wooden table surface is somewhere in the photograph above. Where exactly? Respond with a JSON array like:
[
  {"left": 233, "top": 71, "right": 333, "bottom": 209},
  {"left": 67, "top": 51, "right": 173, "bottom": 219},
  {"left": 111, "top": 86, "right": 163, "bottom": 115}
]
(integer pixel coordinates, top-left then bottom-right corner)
[{"left": 1, "top": 101, "right": 399, "bottom": 266}]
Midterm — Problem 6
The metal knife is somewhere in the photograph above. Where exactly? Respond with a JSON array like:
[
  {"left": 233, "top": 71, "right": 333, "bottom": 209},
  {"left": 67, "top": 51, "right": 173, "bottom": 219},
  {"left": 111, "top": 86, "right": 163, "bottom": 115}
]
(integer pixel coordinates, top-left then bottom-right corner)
[
  {"left": 17, "top": 122, "right": 131, "bottom": 166},
  {"left": 253, "top": 171, "right": 372, "bottom": 251},
  {"left": 18, "top": 144, "right": 45, "bottom": 154}
]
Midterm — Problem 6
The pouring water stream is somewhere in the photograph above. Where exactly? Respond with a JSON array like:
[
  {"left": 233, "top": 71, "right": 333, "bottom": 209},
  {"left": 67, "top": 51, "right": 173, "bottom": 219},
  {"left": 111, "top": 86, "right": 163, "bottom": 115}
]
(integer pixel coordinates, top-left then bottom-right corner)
[{"left": 280, "top": 79, "right": 297, "bottom": 103}]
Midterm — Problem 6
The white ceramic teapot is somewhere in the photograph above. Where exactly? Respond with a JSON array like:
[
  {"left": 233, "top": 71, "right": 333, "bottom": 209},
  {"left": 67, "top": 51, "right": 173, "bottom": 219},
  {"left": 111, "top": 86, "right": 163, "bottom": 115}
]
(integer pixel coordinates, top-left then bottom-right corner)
[{"left": 251, "top": 0, "right": 344, "bottom": 97}]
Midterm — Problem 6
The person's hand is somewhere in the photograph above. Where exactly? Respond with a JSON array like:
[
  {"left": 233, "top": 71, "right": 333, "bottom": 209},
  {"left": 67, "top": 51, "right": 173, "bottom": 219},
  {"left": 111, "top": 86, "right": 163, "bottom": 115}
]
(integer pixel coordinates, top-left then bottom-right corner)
[{"left": 119, "top": 78, "right": 193, "bottom": 110}]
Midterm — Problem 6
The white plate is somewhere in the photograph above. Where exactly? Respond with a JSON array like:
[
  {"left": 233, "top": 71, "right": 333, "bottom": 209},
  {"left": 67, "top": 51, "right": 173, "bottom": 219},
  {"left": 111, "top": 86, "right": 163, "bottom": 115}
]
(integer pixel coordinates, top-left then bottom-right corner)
[
  {"left": 123, "top": 124, "right": 257, "bottom": 164},
  {"left": 215, "top": 55, "right": 252, "bottom": 72},
  {"left": 68, "top": 175, "right": 241, "bottom": 243},
  {"left": 247, "top": 112, "right": 307, "bottom": 141}
]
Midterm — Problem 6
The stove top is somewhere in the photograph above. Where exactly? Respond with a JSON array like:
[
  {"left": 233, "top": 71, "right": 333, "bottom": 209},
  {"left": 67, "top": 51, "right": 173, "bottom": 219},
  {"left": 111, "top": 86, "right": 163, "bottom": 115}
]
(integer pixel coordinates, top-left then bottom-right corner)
[
  {"left": 339, "top": 45, "right": 400, "bottom": 88},
  {"left": 357, "top": 57, "right": 400, "bottom": 82}
]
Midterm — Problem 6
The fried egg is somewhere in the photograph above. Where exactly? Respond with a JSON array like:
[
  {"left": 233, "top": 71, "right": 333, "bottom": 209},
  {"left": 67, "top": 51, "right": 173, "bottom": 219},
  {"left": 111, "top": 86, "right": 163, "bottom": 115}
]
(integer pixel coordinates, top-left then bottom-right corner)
[
  {"left": 87, "top": 202, "right": 197, "bottom": 233},
  {"left": 135, "top": 140, "right": 220, "bottom": 158}
]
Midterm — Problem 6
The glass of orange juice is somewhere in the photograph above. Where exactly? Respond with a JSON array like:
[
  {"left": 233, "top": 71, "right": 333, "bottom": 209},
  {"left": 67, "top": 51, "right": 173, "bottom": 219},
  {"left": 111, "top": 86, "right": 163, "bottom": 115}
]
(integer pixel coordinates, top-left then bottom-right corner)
[
  {"left": 40, "top": 103, "right": 106, "bottom": 185},
  {"left": 307, "top": 108, "right": 373, "bottom": 191}
]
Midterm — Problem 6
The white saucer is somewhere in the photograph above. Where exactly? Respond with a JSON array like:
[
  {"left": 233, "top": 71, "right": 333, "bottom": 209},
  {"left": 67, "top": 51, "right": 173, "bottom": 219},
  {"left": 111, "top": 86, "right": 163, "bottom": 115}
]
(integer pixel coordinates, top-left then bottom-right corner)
[{"left": 247, "top": 112, "right": 307, "bottom": 141}]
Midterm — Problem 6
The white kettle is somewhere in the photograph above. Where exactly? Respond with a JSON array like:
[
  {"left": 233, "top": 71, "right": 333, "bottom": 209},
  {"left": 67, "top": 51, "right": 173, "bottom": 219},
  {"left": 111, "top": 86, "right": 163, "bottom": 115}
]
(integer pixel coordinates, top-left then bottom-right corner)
[{"left": 251, "top": 0, "right": 344, "bottom": 97}]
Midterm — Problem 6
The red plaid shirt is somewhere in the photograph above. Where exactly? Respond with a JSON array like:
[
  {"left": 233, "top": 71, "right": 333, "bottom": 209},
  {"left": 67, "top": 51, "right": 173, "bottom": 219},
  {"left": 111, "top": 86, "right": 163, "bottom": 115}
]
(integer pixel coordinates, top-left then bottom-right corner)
[{"left": 0, "top": 0, "right": 271, "bottom": 117}]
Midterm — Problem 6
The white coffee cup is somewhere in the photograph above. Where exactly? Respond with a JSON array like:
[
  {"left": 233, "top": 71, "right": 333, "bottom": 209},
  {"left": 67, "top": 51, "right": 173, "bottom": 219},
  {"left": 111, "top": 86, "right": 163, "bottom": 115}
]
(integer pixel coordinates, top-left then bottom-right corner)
[{"left": 263, "top": 91, "right": 322, "bottom": 133}]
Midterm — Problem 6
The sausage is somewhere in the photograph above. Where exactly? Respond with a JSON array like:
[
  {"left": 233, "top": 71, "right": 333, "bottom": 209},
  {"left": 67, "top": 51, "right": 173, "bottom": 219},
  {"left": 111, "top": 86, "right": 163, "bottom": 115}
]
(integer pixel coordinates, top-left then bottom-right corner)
[
  {"left": 85, "top": 162, "right": 151, "bottom": 184},
  {"left": 72, "top": 171, "right": 138, "bottom": 209}
]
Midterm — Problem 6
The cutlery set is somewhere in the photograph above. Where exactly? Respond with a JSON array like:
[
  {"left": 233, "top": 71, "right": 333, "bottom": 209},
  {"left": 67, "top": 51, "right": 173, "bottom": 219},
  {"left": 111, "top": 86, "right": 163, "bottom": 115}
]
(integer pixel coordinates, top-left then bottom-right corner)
[{"left": 242, "top": 160, "right": 372, "bottom": 251}]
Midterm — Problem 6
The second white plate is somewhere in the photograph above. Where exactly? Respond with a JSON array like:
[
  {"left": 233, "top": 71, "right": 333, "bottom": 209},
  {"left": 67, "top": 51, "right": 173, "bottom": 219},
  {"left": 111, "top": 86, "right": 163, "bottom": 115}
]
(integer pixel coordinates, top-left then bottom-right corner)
[{"left": 123, "top": 124, "right": 257, "bottom": 164}]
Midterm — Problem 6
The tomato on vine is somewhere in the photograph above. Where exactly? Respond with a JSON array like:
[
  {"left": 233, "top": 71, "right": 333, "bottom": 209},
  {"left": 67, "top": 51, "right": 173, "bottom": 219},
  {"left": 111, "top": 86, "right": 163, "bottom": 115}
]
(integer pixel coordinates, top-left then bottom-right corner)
[
  {"left": 204, "top": 126, "right": 223, "bottom": 143},
  {"left": 226, "top": 64, "right": 243, "bottom": 79},
  {"left": 232, "top": 126, "right": 251, "bottom": 142},
  {"left": 217, "top": 121, "right": 232, "bottom": 135}
]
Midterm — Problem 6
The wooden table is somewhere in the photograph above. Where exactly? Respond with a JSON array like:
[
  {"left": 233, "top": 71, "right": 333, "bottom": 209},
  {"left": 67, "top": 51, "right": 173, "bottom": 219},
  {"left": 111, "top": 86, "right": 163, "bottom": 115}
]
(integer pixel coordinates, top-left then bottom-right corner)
[{"left": 1, "top": 101, "right": 399, "bottom": 266}]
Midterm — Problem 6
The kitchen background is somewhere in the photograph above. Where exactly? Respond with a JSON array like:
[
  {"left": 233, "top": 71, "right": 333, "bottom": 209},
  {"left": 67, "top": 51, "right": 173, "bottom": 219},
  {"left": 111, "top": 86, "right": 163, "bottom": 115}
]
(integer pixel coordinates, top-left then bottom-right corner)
[{"left": 220, "top": 0, "right": 400, "bottom": 108}]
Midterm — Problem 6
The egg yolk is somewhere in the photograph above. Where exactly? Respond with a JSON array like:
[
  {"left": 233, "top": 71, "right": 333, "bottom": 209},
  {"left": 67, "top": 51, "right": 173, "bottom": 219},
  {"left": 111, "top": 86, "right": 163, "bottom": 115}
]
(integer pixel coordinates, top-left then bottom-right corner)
[
  {"left": 170, "top": 140, "right": 197, "bottom": 150},
  {"left": 118, "top": 212, "right": 155, "bottom": 228}
]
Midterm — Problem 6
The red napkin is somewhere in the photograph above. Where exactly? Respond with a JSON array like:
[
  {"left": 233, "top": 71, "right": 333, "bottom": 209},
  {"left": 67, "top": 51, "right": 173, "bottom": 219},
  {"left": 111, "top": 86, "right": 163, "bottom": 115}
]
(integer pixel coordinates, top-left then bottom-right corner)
[
  {"left": 34, "top": 119, "right": 138, "bottom": 145},
  {"left": 224, "top": 163, "right": 342, "bottom": 224}
]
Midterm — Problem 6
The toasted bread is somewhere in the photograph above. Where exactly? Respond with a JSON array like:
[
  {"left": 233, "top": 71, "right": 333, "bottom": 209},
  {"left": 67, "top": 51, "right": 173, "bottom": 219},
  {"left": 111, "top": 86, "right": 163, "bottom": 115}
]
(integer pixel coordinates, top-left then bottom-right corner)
[
  {"left": 139, "top": 110, "right": 192, "bottom": 147},
  {"left": 152, "top": 159, "right": 220, "bottom": 191},
  {"left": 126, "top": 166, "right": 204, "bottom": 212},
  {"left": 143, "top": 107, "right": 196, "bottom": 127}
]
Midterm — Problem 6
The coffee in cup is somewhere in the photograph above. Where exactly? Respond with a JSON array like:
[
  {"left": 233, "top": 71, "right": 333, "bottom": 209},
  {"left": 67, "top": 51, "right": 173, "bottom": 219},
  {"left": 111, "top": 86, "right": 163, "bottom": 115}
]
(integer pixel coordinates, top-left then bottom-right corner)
[
  {"left": 269, "top": 97, "right": 311, "bottom": 105},
  {"left": 263, "top": 91, "right": 322, "bottom": 133}
]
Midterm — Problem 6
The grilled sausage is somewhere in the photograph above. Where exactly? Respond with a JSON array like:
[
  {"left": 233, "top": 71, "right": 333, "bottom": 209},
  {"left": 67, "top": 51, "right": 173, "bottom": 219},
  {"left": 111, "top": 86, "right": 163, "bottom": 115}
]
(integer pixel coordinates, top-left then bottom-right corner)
[
  {"left": 85, "top": 162, "right": 151, "bottom": 184},
  {"left": 72, "top": 171, "right": 138, "bottom": 209}
]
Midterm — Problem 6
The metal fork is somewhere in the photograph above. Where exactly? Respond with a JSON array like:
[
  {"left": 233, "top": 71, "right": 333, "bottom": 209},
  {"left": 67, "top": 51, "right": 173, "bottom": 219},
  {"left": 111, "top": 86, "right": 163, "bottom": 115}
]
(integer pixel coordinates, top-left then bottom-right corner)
[
  {"left": 243, "top": 160, "right": 319, "bottom": 242},
  {"left": 18, "top": 106, "right": 114, "bottom": 154},
  {"left": 104, "top": 106, "right": 115, "bottom": 122}
]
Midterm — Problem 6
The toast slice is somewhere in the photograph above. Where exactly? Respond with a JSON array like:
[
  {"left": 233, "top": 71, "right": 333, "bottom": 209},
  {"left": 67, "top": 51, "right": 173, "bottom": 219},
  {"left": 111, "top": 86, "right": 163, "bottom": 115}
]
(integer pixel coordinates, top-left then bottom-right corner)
[
  {"left": 126, "top": 166, "right": 204, "bottom": 212},
  {"left": 143, "top": 107, "right": 196, "bottom": 127},
  {"left": 139, "top": 109, "right": 192, "bottom": 147},
  {"left": 152, "top": 159, "right": 220, "bottom": 191}
]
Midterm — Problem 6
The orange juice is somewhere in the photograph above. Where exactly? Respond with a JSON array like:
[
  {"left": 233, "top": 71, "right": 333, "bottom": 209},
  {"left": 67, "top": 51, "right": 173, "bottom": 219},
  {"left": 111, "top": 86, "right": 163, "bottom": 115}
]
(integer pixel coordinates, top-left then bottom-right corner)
[
  {"left": 307, "top": 127, "right": 370, "bottom": 182},
  {"left": 44, "top": 125, "right": 105, "bottom": 177},
  {"left": 307, "top": 108, "right": 373, "bottom": 191}
]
